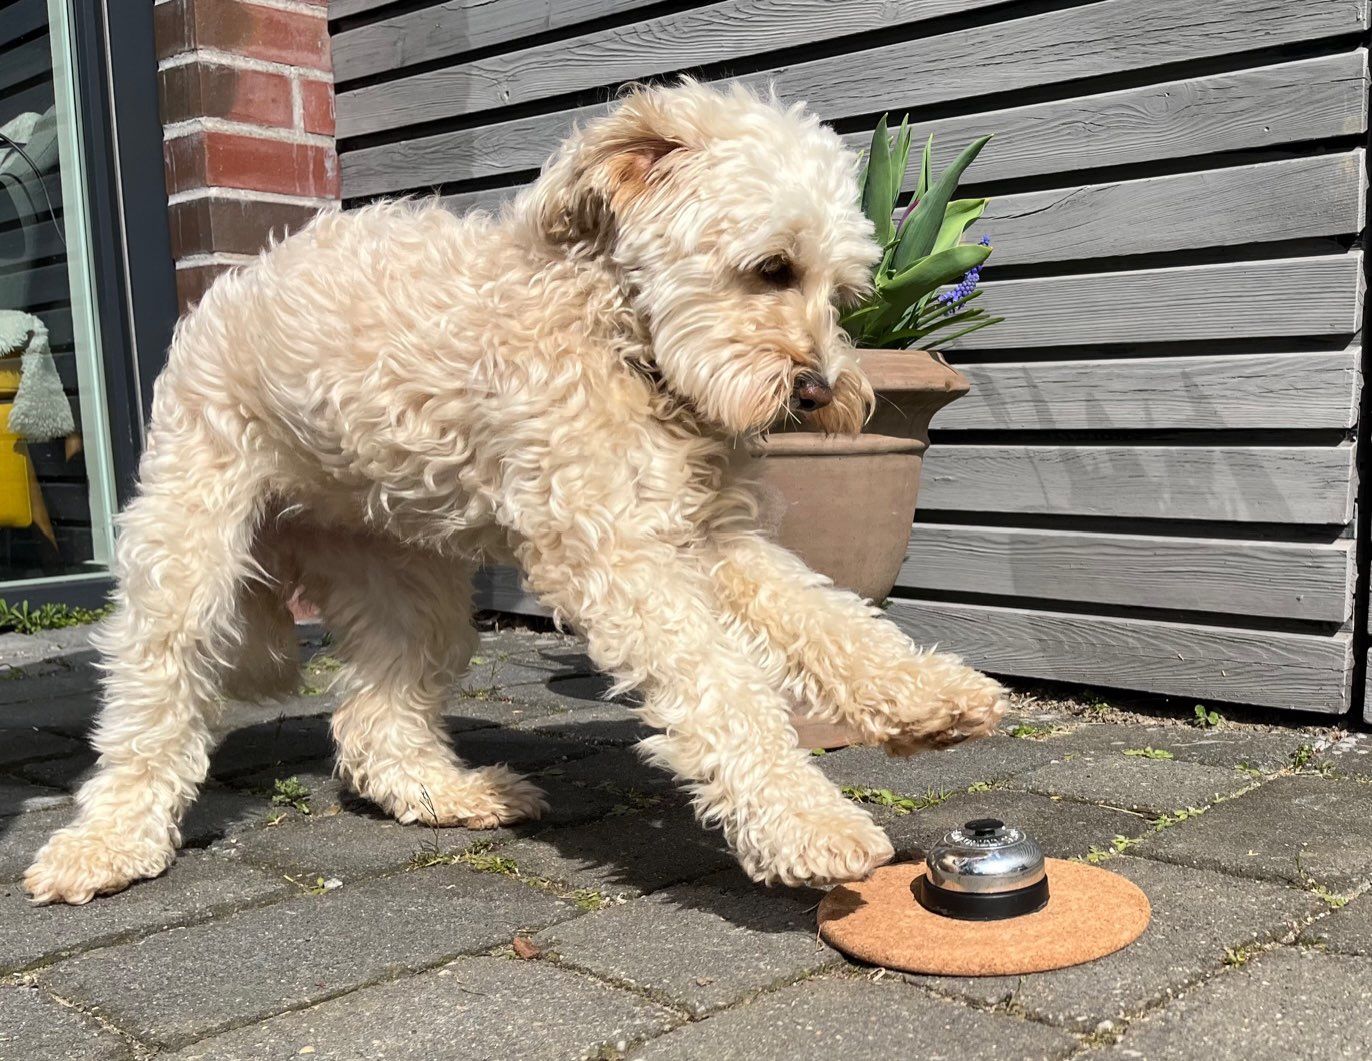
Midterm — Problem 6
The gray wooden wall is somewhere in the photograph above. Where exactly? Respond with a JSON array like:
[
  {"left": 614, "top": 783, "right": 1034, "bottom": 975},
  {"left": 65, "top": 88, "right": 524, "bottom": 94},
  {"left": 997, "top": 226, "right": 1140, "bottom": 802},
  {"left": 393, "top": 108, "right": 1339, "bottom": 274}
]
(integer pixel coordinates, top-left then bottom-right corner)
[{"left": 329, "top": 0, "right": 1371, "bottom": 719}]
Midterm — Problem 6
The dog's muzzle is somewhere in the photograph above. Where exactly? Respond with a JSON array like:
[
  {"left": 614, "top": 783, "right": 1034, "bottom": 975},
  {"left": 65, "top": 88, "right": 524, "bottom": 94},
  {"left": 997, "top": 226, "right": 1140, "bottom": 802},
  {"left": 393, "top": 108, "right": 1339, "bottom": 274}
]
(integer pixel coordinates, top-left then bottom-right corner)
[{"left": 791, "top": 372, "right": 834, "bottom": 415}]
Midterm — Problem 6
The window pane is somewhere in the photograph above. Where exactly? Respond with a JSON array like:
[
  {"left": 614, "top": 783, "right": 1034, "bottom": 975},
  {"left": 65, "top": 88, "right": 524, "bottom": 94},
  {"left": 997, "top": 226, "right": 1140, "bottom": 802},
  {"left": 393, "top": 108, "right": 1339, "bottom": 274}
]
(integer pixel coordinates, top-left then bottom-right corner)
[{"left": 0, "top": 0, "right": 115, "bottom": 587}]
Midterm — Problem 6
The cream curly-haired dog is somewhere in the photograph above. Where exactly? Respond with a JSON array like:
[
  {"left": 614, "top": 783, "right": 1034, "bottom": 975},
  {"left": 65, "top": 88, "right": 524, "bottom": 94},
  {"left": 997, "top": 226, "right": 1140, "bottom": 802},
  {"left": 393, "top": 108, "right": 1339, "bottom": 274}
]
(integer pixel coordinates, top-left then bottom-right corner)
[{"left": 26, "top": 80, "right": 1006, "bottom": 905}]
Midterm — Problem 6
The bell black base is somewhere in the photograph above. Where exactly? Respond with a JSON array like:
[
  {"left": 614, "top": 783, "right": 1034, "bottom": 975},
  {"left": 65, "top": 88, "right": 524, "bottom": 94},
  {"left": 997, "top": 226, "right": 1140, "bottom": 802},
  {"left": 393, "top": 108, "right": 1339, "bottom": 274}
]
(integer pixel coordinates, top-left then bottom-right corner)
[{"left": 914, "top": 874, "right": 1051, "bottom": 921}]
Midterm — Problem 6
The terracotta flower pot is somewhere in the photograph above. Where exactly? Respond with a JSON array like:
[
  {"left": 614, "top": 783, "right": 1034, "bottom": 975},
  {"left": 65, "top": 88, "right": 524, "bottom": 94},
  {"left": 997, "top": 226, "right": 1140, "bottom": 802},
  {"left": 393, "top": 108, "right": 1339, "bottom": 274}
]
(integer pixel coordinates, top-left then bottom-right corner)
[
  {"left": 750, "top": 349, "right": 970, "bottom": 603},
  {"left": 748, "top": 349, "right": 971, "bottom": 750}
]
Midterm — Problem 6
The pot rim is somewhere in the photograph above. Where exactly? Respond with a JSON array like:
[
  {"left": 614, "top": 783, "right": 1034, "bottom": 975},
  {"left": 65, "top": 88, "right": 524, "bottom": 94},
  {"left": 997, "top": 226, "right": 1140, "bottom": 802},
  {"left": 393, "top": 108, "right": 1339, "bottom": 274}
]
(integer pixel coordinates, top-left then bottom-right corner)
[
  {"left": 853, "top": 348, "right": 970, "bottom": 395},
  {"left": 750, "top": 431, "right": 927, "bottom": 457}
]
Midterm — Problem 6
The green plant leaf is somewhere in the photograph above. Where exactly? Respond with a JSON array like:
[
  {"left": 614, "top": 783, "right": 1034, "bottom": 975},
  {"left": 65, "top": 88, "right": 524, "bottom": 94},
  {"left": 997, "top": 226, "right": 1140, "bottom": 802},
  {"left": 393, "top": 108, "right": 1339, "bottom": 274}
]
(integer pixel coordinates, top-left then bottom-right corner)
[
  {"left": 926, "top": 314, "right": 1004, "bottom": 349},
  {"left": 895, "top": 134, "right": 993, "bottom": 267},
  {"left": 932, "top": 198, "right": 989, "bottom": 256},
  {"left": 860, "top": 116, "right": 897, "bottom": 248},
  {"left": 915, "top": 134, "right": 933, "bottom": 203},
  {"left": 878, "top": 242, "right": 992, "bottom": 300}
]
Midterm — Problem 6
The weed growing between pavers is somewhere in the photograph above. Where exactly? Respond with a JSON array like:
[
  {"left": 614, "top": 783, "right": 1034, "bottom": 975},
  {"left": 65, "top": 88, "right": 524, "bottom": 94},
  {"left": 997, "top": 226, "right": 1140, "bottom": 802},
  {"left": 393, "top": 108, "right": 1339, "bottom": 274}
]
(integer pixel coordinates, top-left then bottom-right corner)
[
  {"left": 267, "top": 777, "right": 312, "bottom": 815},
  {"left": 409, "top": 837, "right": 622, "bottom": 912},
  {"left": 1009, "top": 723, "right": 1063, "bottom": 740},
  {"left": 840, "top": 785, "right": 950, "bottom": 814},
  {"left": 1080, "top": 835, "right": 1144, "bottom": 865},
  {"left": 298, "top": 653, "right": 343, "bottom": 696},
  {"left": 1123, "top": 747, "right": 1175, "bottom": 760},
  {"left": 1193, "top": 705, "right": 1223, "bottom": 728}
]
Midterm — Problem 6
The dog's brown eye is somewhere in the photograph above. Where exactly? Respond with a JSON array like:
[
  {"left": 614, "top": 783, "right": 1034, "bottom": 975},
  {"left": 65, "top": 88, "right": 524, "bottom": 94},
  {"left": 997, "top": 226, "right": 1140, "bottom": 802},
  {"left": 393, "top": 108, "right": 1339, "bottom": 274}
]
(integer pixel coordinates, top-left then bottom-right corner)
[{"left": 755, "top": 256, "right": 796, "bottom": 287}]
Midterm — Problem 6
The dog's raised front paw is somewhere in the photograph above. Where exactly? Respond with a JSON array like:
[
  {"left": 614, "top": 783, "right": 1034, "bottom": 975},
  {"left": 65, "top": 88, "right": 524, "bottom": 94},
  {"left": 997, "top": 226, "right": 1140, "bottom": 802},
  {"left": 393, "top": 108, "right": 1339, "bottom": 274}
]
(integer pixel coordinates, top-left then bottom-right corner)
[
  {"left": 739, "top": 800, "right": 894, "bottom": 889},
  {"left": 864, "top": 653, "right": 1008, "bottom": 756},
  {"left": 25, "top": 826, "right": 174, "bottom": 905}
]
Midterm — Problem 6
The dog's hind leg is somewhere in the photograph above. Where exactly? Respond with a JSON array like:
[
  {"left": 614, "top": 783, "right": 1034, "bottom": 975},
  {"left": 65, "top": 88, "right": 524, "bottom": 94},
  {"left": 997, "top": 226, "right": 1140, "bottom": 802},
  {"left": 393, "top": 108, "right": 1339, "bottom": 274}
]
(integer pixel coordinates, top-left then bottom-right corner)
[
  {"left": 708, "top": 529, "right": 1008, "bottom": 754},
  {"left": 216, "top": 543, "right": 300, "bottom": 702},
  {"left": 289, "top": 533, "right": 546, "bottom": 828},
  {"left": 25, "top": 427, "right": 272, "bottom": 904}
]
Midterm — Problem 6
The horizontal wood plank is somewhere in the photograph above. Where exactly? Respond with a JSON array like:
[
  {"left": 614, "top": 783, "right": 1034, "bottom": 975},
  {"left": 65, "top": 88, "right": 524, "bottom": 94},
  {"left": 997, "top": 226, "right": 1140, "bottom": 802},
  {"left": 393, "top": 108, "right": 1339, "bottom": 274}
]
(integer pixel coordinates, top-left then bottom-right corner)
[
  {"left": 919, "top": 443, "right": 1356, "bottom": 523},
  {"left": 329, "top": 0, "right": 408, "bottom": 18},
  {"left": 953, "top": 255, "right": 1364, "bottom": 350},
  {"left": 335, "top": 0, "right": 683, "bottom": 82},
  {"left": 338, "top": 0, "right": 1006, "bottom": 133},
  {"left": 982, "top": 153, "right": 1366, "bottom": 268},
  {"left": 339, "top": 0, "right": 1367, "bottom": 138},
  {"left": 900, "top": 525, "right": 1354, "bottom": 622},
  {"left": 939, "top": 347, "right": 1360, "bottom": 431},
  {"left": 887, "top": 598, "right": 1352, "bottom": 712},
  {"left": 352, "top": 50, "right": 1368, "bottom": 200}
]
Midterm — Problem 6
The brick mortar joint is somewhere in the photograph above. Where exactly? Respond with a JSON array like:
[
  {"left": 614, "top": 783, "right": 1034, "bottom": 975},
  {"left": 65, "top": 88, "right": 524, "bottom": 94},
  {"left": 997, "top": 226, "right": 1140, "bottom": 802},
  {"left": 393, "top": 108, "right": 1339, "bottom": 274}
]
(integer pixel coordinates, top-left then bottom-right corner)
[
  {"left": 158, "top": 50, "right": 333, "bottom": 82},
  {"left": 166, "top": 187, "right": 338, "bottom": 208},
  {"left": 163, "top": 117, "right": 335, "bottom": 150}
]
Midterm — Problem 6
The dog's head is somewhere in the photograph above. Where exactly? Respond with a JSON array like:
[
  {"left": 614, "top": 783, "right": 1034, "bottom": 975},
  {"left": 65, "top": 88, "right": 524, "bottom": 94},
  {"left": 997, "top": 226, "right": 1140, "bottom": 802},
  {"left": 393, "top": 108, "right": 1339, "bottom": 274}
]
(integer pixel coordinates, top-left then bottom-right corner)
[{"left": 523, "top": 79, "right": 880, "bottom": 436}]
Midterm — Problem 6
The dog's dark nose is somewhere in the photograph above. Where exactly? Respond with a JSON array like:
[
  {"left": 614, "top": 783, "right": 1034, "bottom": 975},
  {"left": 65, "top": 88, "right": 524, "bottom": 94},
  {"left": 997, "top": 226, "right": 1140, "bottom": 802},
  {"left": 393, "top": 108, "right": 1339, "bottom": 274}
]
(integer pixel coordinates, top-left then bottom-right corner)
[{"left": 792, "top": 373, "right": 833, "bottom": 414}]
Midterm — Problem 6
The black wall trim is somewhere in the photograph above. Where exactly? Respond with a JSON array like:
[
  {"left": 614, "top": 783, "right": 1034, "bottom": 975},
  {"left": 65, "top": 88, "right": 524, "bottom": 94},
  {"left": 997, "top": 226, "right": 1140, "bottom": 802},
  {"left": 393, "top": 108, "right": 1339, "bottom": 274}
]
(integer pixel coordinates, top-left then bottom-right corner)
[{"left": 69, "top": 0, "right": 176, "bottom": 507}]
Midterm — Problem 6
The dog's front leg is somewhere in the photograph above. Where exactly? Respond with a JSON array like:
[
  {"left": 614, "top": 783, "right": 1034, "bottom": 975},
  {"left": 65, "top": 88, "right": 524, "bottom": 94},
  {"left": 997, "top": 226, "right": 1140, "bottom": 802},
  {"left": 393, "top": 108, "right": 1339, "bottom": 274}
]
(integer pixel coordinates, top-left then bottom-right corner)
[
  {"left": 518, "top": 535, "right": 893, "bottom": 887},
  {"left": 710, "top": 530, "right": 1007, "bottom": 754}
]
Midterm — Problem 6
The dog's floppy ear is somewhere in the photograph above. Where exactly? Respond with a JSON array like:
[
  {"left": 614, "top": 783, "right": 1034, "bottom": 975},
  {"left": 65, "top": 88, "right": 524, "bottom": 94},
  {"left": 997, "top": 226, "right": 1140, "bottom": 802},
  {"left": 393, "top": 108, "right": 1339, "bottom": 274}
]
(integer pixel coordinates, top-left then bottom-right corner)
[{"left": 528, "top": 93, "right": 685, "bottom": 246}]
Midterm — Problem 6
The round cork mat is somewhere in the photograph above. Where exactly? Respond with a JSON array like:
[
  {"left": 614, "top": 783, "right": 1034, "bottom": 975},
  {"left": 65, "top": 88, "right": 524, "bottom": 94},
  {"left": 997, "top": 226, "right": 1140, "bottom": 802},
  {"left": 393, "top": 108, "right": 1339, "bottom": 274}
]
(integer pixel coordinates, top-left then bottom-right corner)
[{"left": 818, "top": 859, "right": 1150, "bottom": 976}]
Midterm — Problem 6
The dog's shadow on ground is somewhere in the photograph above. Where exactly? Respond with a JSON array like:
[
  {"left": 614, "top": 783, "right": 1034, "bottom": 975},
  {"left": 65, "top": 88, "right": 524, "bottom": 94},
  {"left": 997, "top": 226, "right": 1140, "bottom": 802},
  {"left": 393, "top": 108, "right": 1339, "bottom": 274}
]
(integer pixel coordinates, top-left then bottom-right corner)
[{"left": 3, "top": 652, "right": 814, "bottom": 933}]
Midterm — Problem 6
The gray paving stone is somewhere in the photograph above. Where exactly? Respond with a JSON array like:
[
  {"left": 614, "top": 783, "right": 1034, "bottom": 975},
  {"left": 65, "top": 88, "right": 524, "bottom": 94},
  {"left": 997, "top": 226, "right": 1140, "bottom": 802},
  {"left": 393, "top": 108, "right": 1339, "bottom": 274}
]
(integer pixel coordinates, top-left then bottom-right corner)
[
  {"left": 1105, "top": 947, "right": 1372, "bottom": 1059},
  {"left": 0, "top": 789, "right": 272, "bottom": 888},
  {"left": 0, "top": 773, "right": 68, "bottom": 816},
  {"left": 43, "top": 864, "right": 574, "bottom": 1048},
  {"left": 0, "top": 633, "right": 68, "bottom": 669},
  {"left": 181, "top": 787, "right": 283, "bottom": 846},
  {"left": 544, "top": 748, "right": 679, "bottom": 794},
  {"left": 1320, "top": 732, "right": 1372, "bottom": 779},
  {"left": 0, "top": 808, "right": 68, "bottom": 881},
  {"left": 501, "top": 811, "right": 732, "bottom": 897},
  {"left": 443, "top": 694, "right": 567, "bottom": 732},
  {"left": 499, "top": 672, "right": 639, "bottom": 715},
  {"left": 1009, "top": 756, "right": 1255, "bottom": 816},
  {"left": 519, "top": 703, "right": 653, "bottom": 747},
  {"left": 535, "top": 871, "right": 833, "bottom": 1015},
  {"left": 216, "top": 806, "right": 502, "bottom": 879},
  {"left": 634, "top": 976, "right": 1075, "bottom": 1061},
  {"left": 223, "top": 762, "right": 350, "bottom": 814},
  {"left": 1053, "top": 722, "right": 1310, "bottom": 772},
  {"left": 0, "top": 850, "right": 286, "bottom": 973},
  {"left": 0, "top": 982, "right": 130, "bottom": 1060},
  {"left": 216, "top": 692, "right": 338, "bottom": 729},
  {"left": 909, "top": 856, "right": 1324, "bottom": 1031},
  {"left": 461, "top": 655, "right": 587, "bottom": 695},
  {"left": 0, "top": 728, "right": 80, "bottom": 766},
  {"left": 816, "top": 735, "right": 1065, "bottom": 796},
  {"left": 1138, "top": 775, "right": 1372, "bottom": 892},
  {"left": 880, "top": 788, "right": 1151, "bottom": 861},
  {"left": 9, "top": 749, "right": 96, "bottom": 791},
  {"left": 0, "top": 688, "right": 100, "bottom": 734},
  {"left": 529, "top": 778, "right": 647, "bottom": 829},
  {"left": 209, "top": 716, "right": 336, "bottom": 778},
  {"left": 169, "top": 956, "right": 675, "bottom": 1061},
  {"left": 453, "top": 729, "right": 598, "bottom": 771},
  {"left": 1298, "top": 894, "right": 1372, "bottom": 956},
  {"left": 0, "top": 668, "right": 98, "bottom": 708}
]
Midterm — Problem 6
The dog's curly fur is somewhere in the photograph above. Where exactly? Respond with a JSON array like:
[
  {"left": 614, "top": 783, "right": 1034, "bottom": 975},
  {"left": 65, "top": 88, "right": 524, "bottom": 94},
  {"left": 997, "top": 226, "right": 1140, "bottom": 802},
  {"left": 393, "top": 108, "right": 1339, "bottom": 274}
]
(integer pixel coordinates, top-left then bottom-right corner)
[{"left": 26, "top": 80, "right": 1006, "bottom": 905}]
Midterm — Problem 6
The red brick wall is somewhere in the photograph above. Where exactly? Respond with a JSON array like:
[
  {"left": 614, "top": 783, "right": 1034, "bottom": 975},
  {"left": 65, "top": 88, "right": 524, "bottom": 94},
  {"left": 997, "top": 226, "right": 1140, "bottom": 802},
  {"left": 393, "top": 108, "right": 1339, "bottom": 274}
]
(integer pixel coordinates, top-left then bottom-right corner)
[{"left": 153, "top": 0, "right": 338, "bottom": 312}]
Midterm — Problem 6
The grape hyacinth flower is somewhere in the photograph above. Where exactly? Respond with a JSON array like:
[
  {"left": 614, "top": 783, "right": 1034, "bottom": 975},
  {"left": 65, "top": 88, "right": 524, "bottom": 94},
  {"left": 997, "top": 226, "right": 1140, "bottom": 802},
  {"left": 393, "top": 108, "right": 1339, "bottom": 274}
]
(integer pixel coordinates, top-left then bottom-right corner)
[{"left": 936, "top": 234, "right": 991, "bottom": 313}]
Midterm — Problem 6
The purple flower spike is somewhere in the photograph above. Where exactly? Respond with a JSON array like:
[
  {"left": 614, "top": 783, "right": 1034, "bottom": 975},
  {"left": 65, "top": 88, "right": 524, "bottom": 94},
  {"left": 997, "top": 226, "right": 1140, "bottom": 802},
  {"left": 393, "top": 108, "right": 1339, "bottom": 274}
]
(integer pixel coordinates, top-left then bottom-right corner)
[{"left": 979, "top": 234, "right": 991, "bottom": 246}]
